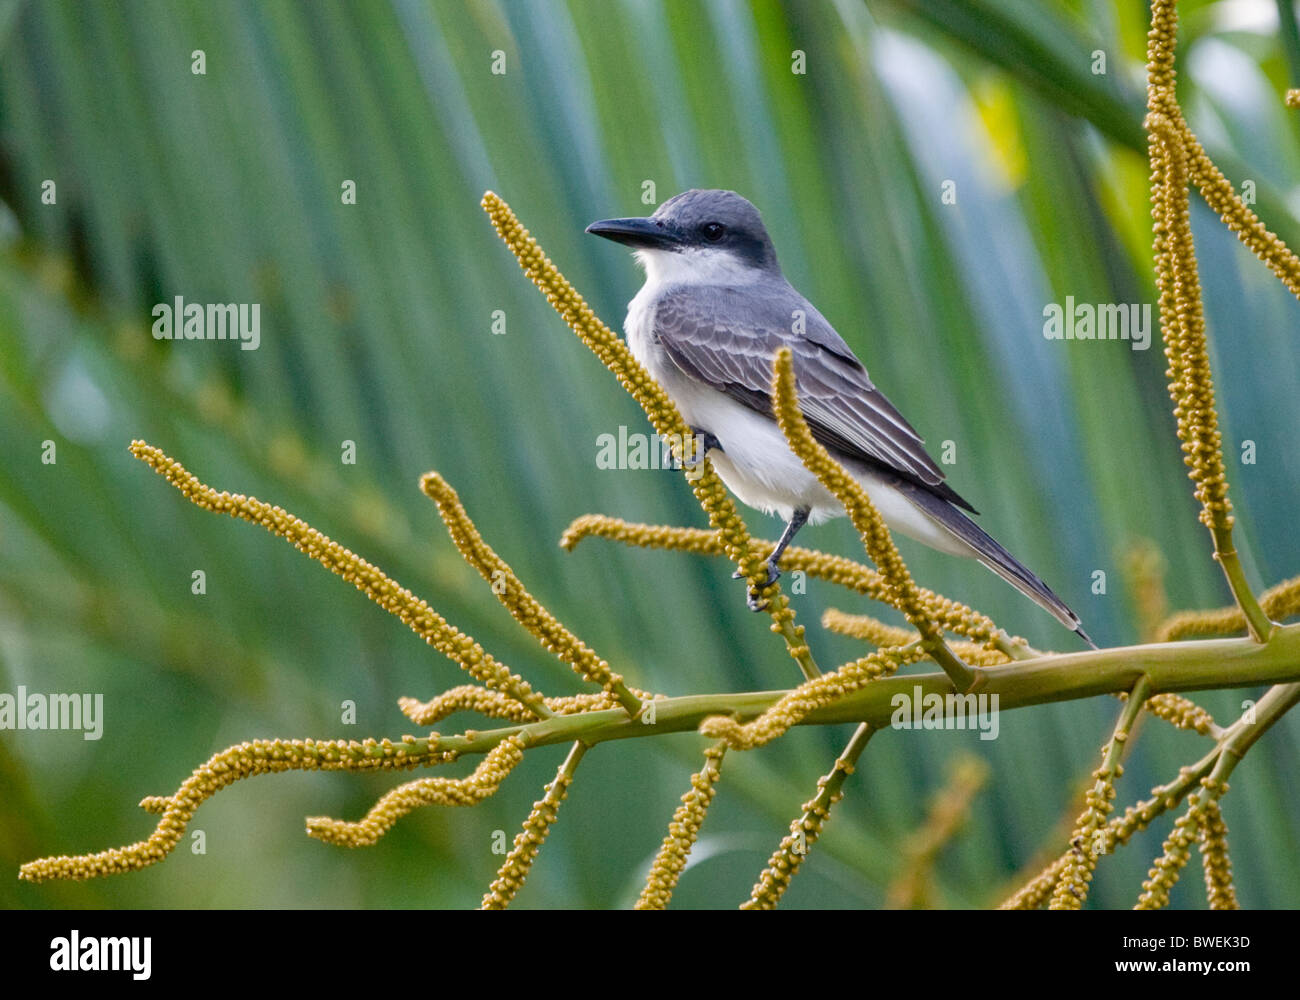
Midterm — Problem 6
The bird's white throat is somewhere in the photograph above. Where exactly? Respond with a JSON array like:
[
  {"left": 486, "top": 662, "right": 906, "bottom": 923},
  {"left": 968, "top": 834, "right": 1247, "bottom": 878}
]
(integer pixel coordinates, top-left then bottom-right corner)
[{"left": 633, "top": 245, "right": 764, "bottom": 289}]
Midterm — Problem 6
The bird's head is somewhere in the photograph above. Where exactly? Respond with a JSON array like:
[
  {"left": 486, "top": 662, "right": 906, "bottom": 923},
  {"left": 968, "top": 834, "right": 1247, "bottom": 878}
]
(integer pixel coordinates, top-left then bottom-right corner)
[{"left": 586, "top": 189, "right": 780, "bottom": 285}]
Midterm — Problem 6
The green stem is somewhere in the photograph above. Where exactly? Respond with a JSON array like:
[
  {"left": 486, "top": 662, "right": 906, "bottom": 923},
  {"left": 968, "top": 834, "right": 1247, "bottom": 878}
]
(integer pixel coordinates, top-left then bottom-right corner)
[
  {"left": 426, "top": 625, "right": 1300, "bottom": 758},
  {"left": 1109, "top": 676, "right": 1151, "bottom": 764},
  {"left": 1216, "top": 681, "right": 1300, "bottom": 760},
  {"left": 1114, "top": 682, "right": 1300, "bottom": 848},
  {"left": 926, "top": 638, "right": 981, "bottom": 692},
  {"left": 1213, "top": 539, "right": 1275, "bottom": 643},
  {"left": 773, "top": 599, "right": 822, "bottom": 681},
  {"left": 1005, "top": 682, "right": 1297, "bottom": 907},
  {"left": 994, "top": 631, "right": 1040, "bottom": 660}
]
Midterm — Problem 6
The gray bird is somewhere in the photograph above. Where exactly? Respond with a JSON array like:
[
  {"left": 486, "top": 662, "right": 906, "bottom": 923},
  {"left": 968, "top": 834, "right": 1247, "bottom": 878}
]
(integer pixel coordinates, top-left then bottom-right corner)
[{"left": 587, "top": 188, "right": 1093, "bottom": 647}]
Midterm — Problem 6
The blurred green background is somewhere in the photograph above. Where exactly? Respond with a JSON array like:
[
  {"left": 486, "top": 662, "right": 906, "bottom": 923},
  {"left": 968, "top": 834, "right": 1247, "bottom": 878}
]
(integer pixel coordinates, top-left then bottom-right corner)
[{"left": 2, "top": 0, "right": 1298, "bottom": 909}]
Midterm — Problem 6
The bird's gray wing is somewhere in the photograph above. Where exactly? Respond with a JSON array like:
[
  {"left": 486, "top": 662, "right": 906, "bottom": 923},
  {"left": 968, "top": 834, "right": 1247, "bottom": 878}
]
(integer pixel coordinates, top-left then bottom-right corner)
[{"left": 652, "top": 283, "right": 976, "bottom": 513}]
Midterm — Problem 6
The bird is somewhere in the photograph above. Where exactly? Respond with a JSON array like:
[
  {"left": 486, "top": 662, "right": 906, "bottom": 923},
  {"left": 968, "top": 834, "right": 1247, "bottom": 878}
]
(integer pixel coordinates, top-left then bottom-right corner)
[{"left": 586, "top": 188, "right": 1093, "bottom": 647}]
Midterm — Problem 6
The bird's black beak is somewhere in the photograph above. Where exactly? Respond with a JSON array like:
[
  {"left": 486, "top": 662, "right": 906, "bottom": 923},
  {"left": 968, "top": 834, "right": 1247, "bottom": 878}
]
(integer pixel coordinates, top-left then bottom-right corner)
[{"left": 585, "top": 216, "right": 678, "bottom": 250}]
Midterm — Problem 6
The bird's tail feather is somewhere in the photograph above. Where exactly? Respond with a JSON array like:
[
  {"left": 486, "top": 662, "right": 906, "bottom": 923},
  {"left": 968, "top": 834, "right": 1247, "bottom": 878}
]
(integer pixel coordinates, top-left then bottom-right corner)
[{"left": 898, "top": 484, "right": 1094, "bottom": 648}]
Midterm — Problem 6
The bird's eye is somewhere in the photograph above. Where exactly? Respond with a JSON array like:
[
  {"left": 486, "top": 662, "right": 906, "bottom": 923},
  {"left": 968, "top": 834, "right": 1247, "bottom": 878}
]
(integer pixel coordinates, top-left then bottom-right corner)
[{"left": 702, "top": 222, "right": 726, "bottom": 242}]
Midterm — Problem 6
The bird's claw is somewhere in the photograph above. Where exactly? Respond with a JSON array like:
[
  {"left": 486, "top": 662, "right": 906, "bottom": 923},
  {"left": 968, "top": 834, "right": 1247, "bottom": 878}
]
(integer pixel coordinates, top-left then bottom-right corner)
[
  {"left": 737, "top": 560, "right": 780, "bottom": 611},
  {"left": 733, "top": 561, "right": 779, "bottom": 583}
]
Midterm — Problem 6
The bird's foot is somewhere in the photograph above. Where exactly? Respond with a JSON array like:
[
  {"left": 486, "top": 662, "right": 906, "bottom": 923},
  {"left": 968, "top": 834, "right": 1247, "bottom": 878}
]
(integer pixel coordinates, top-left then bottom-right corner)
[{"left": 735, "top": 560, "right": 780, "bottom": 611}]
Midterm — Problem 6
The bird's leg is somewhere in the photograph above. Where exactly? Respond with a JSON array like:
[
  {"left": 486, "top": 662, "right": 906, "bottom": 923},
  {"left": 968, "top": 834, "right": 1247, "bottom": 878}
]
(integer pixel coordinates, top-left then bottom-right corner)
[
  {"left": 767, "top": 506, "right": 810, "bottom": 579},
  {"left": 681, "top": 426, "right": 722, "bottom": 469},
  {"left": 736, "top": 506, "right": 810, "bottom": 611}
]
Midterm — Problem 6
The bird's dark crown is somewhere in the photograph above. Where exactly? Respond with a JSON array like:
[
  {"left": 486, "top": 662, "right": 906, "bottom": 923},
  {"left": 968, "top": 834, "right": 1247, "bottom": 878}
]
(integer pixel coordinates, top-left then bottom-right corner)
[{"left": 651, "top": 189, "right": 779, "bottom": 271}]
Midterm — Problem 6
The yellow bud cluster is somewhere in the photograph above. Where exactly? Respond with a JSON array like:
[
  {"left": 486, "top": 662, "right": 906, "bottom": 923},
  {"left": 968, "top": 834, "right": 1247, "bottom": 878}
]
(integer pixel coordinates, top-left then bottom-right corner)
[
  {"left": 700, "top": 646, "right": 923, "bottom": 751},
  {"left": 398, "top": 685, "right": 659, "bottom": 726},
  {"left": 21, "top": 734, "right": 455, "bottom": 881},
  {"left": 822, "top": 609, "right": 1010, "bottom": 666},
  {"left": 769, "top": 351, "right": 976, "bottom": 689},
  {"left": 1146, "top": 115, "right": 1233, "bottom": 531},
  {"left": 636, "top": 743, "right": 728, "bottom": 909},
  {"left": 1197, "top": 793, "right": 1238, "bottom": 909},
  {"left": 1135, "top": 796, "right": 1201, "bottom": 909},
  {"left": 128, "top": 441, "right": 549, "bottom": 717},
  {"left": 1156, "top": 574, "right": 1300, "bottom": 641},
  {"left": 743, "top": 724, "right": 873, "bottom": 909},
  {"left": 563, "top": 515, "right": 1011, "bottom": 647},
  {"left": 422, "top": 472, "right": 638, "bottom": 713},
  {"left": 1126, "top": 692, "right": 1217, "bottom": 737},
  {"left": 482, "top": 741, "right": 588, "bottom": 909},
  {"left": 998, "top": 856, "right": 1069, "bottom": 910},
  {"left": 306, "top": 735, "right": 527, "bottom": 847}
]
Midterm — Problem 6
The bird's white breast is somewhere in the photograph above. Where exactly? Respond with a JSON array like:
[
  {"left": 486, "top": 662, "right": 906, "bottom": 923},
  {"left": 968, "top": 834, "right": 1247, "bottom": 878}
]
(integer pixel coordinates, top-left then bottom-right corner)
[{"left": 622, "top": 269, "right": 970, "bottom": 555}]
